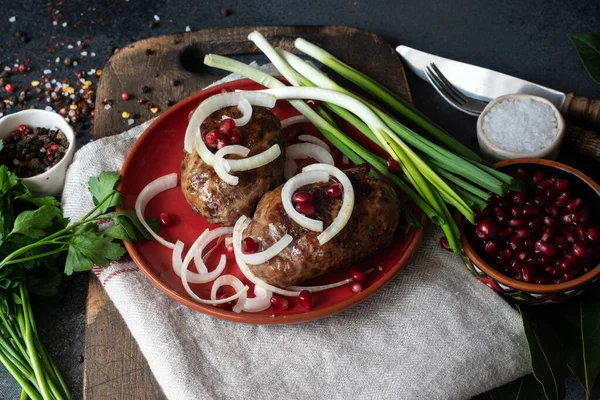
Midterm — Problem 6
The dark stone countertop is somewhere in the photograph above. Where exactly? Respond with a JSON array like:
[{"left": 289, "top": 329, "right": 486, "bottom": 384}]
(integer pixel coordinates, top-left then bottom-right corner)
[{"left": 0, "top": 1, "right": 599, "bottom": 399}]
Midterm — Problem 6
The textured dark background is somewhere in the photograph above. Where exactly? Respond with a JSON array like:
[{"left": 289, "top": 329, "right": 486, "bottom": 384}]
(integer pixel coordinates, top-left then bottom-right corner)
[{"left": 0, "top": 0, "right": 599, "bottom": 399}]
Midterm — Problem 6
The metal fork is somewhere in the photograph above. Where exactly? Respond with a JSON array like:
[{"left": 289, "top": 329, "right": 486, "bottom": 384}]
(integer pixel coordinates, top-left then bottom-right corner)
[{"left": 424, "top": 63, "right": 489, "bottom": 116}]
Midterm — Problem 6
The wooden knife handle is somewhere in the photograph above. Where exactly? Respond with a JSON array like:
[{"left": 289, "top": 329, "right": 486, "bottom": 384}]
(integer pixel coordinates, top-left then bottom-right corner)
[
  {"left": 563, "top": 124, "right": 600, "bottom": 161},
  {"left": 561, "top": 93, "right": 600, "bottom": 125}
]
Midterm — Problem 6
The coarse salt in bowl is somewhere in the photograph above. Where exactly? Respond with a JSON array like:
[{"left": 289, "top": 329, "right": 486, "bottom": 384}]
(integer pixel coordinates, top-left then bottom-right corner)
[{"left": 476, "top": 94, "right": 565, "bottom": 162}]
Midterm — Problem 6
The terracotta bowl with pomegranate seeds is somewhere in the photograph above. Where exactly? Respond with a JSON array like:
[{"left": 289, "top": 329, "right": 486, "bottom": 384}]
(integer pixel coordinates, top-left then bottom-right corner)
[{"left": 455, "top": 158, "right": 600, "bottom": 304}]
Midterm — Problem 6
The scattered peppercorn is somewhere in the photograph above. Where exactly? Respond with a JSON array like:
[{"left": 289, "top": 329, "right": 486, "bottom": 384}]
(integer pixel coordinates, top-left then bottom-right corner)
[
  {"left": 171, "top": 79, "right": 180, "bottom": 87},
  {"left": 141, "top": 85, "right": 151, "bottom": 93},
  {"left": 144, "top": 49, "right": 154, "bottom": 55}
]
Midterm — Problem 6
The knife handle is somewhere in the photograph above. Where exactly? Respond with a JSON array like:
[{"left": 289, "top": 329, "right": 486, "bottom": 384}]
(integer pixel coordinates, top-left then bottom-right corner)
[
  {"left": 563, "top": 124, "right": 600, "bottom": 161},
  {"left": 561, "top": 93, "right": 600, "bottom": 125}
]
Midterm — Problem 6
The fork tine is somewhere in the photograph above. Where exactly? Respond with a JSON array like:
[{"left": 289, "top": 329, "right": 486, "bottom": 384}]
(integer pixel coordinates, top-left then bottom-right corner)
[
  {"left": 429, "top": 63, "right": 468, "bottom": 103},
  {"left": 425, "top": 66, "right": 465, "bottom": 106}
]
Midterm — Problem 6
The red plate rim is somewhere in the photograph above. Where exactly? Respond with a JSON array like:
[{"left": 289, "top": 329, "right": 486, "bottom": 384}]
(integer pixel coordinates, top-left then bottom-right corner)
[{"left": 120, "top": 78, "right": 427, "bottom": 324}]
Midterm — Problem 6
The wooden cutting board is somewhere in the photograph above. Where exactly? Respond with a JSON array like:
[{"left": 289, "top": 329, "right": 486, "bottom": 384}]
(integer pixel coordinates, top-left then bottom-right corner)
[{"left": 85, "top": 25, "right": 412, "bottom": 399}]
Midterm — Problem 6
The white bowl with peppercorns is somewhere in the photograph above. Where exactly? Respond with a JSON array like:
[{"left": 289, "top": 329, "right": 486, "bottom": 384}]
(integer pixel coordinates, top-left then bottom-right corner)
[{"left": 0, "top": 109, "right": 76, "bottom": 197}]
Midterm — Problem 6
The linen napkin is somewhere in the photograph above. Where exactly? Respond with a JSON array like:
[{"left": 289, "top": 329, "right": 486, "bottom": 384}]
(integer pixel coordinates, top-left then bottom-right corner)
[{"left": 62, "top": 66, "right": 531, "bottom": 400}]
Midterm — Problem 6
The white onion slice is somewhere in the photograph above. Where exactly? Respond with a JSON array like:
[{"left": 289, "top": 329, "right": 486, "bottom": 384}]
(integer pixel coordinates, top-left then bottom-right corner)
[
  {"left": 281, "top": 115, "right": 309, "bottom": 128},
  {"left": 233, "top": 216, "right": 301, "bottom": 297},
  {"left": 226, "top": 144, "right": 281, "bottom": 172},
  {"left": 298, "top": 134, "right": 330, "bottom": 152},
  {"left": 184, "top": 92, "right": 276, "bottom": 159},
  {"left": 135, "top": 173, "right": 177, "bottom": 249},
  {"left": 242, "top": 285, "right": 272, "bottom": 313},
  {"left": 288, "top": 268, "right": 375, "bottom": 292},
  {"left": 281, "top": 170, "right": 329, "bottom": 232},
  {"left": 238, "top": 234, "right": 293, "bottom": 265},
  {"left": 286, "top": 143, "right": 334, "bottom": 166},
  {"left": 284, "top": 159, "right": 297, "bottom": 180},
  {"left": 213, "top": 145, "right": 250, "bottom": 185},
  {"left": 210, "top": 275, "right": 248, "bottom": 313},
  {"left": 303, "top": 164, "right": 355, "bottom": 245},
  {"left": 222, "top": 98, "right": 252, "bottom": 127}
]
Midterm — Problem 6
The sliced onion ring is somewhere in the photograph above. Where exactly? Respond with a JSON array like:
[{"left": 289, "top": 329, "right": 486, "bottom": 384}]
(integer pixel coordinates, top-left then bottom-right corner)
[
  {"left": 210, "top": 275, "right": 248, "bottom": 313},
  {"left": 281, "top": 115, "right": 309, "bottom": 128},
  {"left": 303, "top": 164, "right": 355, "bottom": 245},
  {"left": 242, "top": 285, "right": 272, "bottom": 313},
  {"left": 222, "top": 98, "right": 252, "bottom": 127},
  {"left": 226, "top": 144, "right": 281, "bottom": 172},
  {"left": 298, "top": 134, "right": 330, "bottom": 152},
  {"left": 135, "top": 173, "right": 177, "bottom": 249},
  {"left": 288, "top": 269, "right": 374, "bottom": 292},
  {"left": 286, "top": 143, "right": 334, "bottom": 166},
  {"left": 233, "top": 216, "right": 301, "bottom": 297},
  {"left": 184, "top": 92, "right": 276, "bottom": 159},
  {"left": 284, "top": 159, "right": 297, "bottom": 180},
  {"left": 214, "top": 145, "right": 250, "bottom": 185},
  {"left": 281, "top": 170, "right": 329, "bottom": 232},
  {"left": 238, "top": 234, "right": 293, "bottom": 265}
]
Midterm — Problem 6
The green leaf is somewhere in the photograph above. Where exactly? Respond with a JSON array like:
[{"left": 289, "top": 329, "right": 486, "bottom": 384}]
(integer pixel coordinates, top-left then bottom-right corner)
[
  {"left": 0, "top": 165, "right": 19, "bottom": 194},
  {"left": 64, "top": 224, "right": 126, "bottom": 275},
  {"left": 557, "top": 291, "right": 600, "bottom": 399},
  {"left": 569, "top": 33, "right": 600, "bottom": 85},
  {"left": 518, "top": 304, "right": 567, "bottom": 400},
  {"left": 104, "top": 218, "right": 137, "bottom": 242},
  {"left": 88, "top": 172, "right": 123, "bottom": 214},
  {"left": 112, "top": 209, "right": 161, "bottom": 241},
  {"left": 10, "top": 204, "right": 62, "bottom": 238},
  {"left": 486, "top": 374, "right": 547, "bottom": 400}
]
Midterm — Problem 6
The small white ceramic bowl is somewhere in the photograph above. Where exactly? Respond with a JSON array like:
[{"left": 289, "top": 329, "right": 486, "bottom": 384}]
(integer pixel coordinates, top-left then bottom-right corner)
[
  {"left": 0, "top": 110, "right": 76, "bottom": 197},
  {"left": 476, "top": 94, "right": 565, "bottom": 163}
]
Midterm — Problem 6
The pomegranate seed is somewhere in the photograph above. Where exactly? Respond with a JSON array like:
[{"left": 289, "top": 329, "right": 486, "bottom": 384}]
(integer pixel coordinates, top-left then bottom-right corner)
[
  {"left": 576, "top": 226, "right": 587, "bottom": 241},
  {"left": 534, "top": 240, "right": 543, "bottom": 253},
  {"left": 538, "top": 243, "right": 557, "bottom": 257},
  {"left": 572, "top": 243, "right": 587, "bottom": 259},
  {"left": 270, "top": 295, "right": 288, "bottom": 310},
  {"left": 476, "top": 219, "right": 497, "bottom": 238},
  {"left": 538, "top": 255, "right": 552, "bottom": 266},
  {"left": 540, "top": 228, "right": 554, "bottom": 242},
  {"left": 220, "top": 118, "right": 236, "bottom": 134},
  {"left": 522, "top": 206, "right": 541, "bottom": 217},
  {"left": 298, "top": 290, "right": 313, "bottom": 310},
  {"left": 544, "top": 187, "right": 558, "bottom": 199},
  {"left": 499, "top": 227, "right": 514, "bottom": 238},
  {"left": 498, "top": 248, "right": 512, "bottom": 262},
  {"left": 565, "top": 232, "right": 576, "bottom": 243},
  {"left": 439, "top": 237, "right": 452, "bottom": 251},
  {"left": 348, "top": 281, "right": 363, "bottom": 293},
  {"left": 525, "top": 256, "right": 536, "bottom": 265},
  {"left": 515, "top": 227, "right": 530, "bottom": 238},
  {"left": 574, "top": 210, "right": 589, "bottom": 224},
  {"left": 508, "top": 218, "right": 525, "bottom": 228},
  {"left": 545, "top": 204, "right": 560, "bottom": 216},
  {"left": 159, "top": 212, "right": 171, "bottom": 226},
  {"left": 475, "top": 229, "right": 487, "bottom": 241},
  {"left": 512, "top": 192, "right": 527, "bottom": 204},
  {"left": 555, "top": 179, "right": 569, "bottom": 191},
  {"left": 556, "top": 192, "right": 571, "bottom": 207},
  {"left": 512, "top": 168, "right": 528, "bottom": 182},
  {"left": 386, "top": 157, "right": 399, "bottom": 173},
  {"left": 566, "top": 198, "right": 583, "bottom": 212},
  {"left": 521, "top": 265, "right": 534, "bottom": 282},
  {"left": 18, "top": 64, "right": 27, "bottom": 73},
  {"left": 295, "top": 201, "right": 316, "bottom": 216},
  {"left": 523, "top": 239, "right": 534, "bottom": 249},
  {"left": 555, "top": 236, "right": 569, "bottom": 251},
  {"left": 217, "top": 294, "right": 234, "bottom": 311},
  {"left": 537, "top": 178, "right": 553, "bottom": 189},
  {"left": 217, "top": 140, "right": 229, "bottom": 150},
  {"left": 529, "top": 218, "right": 543, "bottom": 231},
  {"left": 533, "top": 276, "right": 547, "bottom": 284},
  {"left": 4, "top": 84, "right": 14, "bottom": 93},
  {"left": 516, "top": 251, "right": 527, "bottom": 260},
  {"left": 587, "top": 227, "right": 599, "bottom": 243},
  {"left": 350, "top": 268, "right": 365, "bottom": 281},
  {"left": 562, "top": 271, "right": 576, "bottom": 282},
  {"left": 493, "top": 206, "right": 508, "bottom": 222},
  {"left": 326, "top": 183, "right": 343, "bottom": 198},
  {"left": 292, "top": 191, "right": 313, "bottom": 203},
  {"left": 545, "top": 266, "right": 559, "bottom": 277},
  {"left": 204, "top": 129, "right": 222, "bottom": 145},
  {"left": 562, "top": 213, "right": 576, "bottom": 225},
  {"left": 228, "top": 129, "right": 242, "bottom": 144},
  {"left": 121, "top": 92, "right": 130, "bottom": 101},
  {"left": 485, "top": 240, "right": 499, "bottom": 255},
  {"left": 532, "top": 170, "right": 545, "bottom": 184},
  {"left": 242, "top": 237, "right": 257, "bottom": 254},
  {"left": 507, "top": 236, "right": 522, "bottom": 251}
]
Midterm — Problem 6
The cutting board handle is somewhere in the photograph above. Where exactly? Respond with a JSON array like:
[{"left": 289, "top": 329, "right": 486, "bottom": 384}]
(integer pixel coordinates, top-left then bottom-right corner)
[
  {"left": 563, "top": 124, "right": 600, "bottom": 161},
  {"left": 561, "top": 93, "right": 600, "bottom": 125}
]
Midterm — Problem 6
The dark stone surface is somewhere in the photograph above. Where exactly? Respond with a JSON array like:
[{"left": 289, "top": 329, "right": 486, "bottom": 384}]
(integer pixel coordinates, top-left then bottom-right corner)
[{"left": 0, "top": 1, "right": 598, "bottom": 399}]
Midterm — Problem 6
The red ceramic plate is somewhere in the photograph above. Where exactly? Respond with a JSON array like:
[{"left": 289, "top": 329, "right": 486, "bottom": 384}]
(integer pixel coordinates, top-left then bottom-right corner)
[{"left": 120, "top": 79, "right": 426, "bottom": 324}]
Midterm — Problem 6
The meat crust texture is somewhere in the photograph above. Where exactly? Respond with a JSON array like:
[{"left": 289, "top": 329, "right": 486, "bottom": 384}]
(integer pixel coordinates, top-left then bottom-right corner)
[
  {"left": 245, "top": 168, "right": 400, "bottom": 287},
  {"left": 181, "top": 106, "right": 285, "bottom": 226}
]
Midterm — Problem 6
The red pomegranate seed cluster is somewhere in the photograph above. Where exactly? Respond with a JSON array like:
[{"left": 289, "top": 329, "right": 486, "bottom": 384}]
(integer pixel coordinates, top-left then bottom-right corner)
[
  {"left": 203, "top": 118, "right": 242, "bottom": 150},
  {"left": 292, "top": 190, "right": 316, "bottom": 216},
  {"left": 469, "top": 168, "right": 600, "bottom": 284}
]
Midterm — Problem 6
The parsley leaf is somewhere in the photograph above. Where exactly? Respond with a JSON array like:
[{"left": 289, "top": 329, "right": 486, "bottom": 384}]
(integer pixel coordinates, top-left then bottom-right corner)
[
  {"left": 88, "top": 171, "right": 123, "bottom": 214},
  {"left": 64, "top": 224, "right": 126, "bottom": 275},
  {"left": 10, "top": 204, "right": 62, "bottom": 239},
  {"left": 0, "top": 165, "right": 19, "bottom": 194}
]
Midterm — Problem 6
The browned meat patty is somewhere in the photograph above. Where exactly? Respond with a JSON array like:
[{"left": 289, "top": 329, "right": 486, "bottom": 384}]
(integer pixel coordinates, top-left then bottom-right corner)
[
  {"left": 181, "top": 106, "right": 285, "bottom": 226},
  {"left": 244, "top": 168, "right": 400, "bottom": 287}
]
